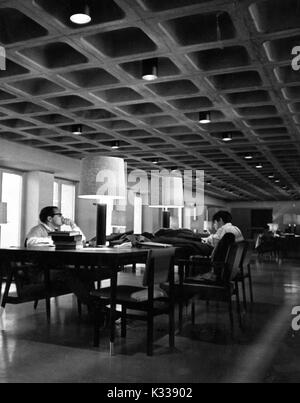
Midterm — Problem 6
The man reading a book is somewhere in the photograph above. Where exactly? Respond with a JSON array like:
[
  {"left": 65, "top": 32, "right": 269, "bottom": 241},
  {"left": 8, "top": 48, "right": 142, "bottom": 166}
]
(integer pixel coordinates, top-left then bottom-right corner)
[{"left": 26, "top": 206, "right": 85, "bottom": 247}]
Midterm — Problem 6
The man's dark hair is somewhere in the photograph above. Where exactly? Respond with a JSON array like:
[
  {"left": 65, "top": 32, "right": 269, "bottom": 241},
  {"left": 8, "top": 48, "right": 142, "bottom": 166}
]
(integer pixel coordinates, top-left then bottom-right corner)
[
  {"left": 39, "top": 206, "right": 58, "bottom": 223},
  {"left": 212, "top": 211, "right": 232, "bottom": 224}
]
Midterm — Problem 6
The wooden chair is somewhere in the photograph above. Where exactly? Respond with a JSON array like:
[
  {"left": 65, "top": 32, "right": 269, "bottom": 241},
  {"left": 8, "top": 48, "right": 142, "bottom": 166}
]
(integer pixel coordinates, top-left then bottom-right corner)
[
  {"left": 182, "top": 238, "right": 245, "bottom": 331},
  {"left": 178, "top": 233, "right": 236, "bottom": 330},
  {"left": 233, "top": 242, "right": 254, "bottom": 311},
  {"left": 91, "top": 248, "right": 176, "bottom": 356},
  {"left": 0, "top": 259, "right": 72, "bottom": 320}
]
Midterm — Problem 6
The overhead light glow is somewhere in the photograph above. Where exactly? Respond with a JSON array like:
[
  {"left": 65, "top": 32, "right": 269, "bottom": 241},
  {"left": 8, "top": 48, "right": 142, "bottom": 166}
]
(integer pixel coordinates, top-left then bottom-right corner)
[
  {"left": 199, "top": 112, "right": 211, "bottom": 124},
  {"left": 72, "top": 124, "right": 82, "bottom": 135},
  {"left": 222, "top": 133, "right": 232, "bottom": 142},
  {"left": 142, "top": 58, "right": 158, "bottom": 81},
  {"left": 112, "top": 141, "right": 120, "bottom": 150},
  {"left": 70, "top": 4, "right": 91, "bottom": 25}
]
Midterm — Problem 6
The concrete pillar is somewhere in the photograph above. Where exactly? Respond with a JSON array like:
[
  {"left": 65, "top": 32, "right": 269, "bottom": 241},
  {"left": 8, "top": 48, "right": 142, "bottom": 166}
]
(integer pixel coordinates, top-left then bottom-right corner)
[{"left": 24, "top": 171, "right": 54, "bottom": 237}]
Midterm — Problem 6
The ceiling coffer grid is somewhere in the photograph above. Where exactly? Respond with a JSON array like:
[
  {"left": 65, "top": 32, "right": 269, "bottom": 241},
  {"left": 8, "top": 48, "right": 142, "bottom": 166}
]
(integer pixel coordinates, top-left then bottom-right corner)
[{"left": 0, "top": 0, "right": 299, "bottom": 201}]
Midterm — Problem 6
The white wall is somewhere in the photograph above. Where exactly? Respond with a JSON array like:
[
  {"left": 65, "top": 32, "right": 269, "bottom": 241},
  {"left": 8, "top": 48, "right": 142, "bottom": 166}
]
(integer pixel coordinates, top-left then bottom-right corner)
[
  {"left": 0, "top": 139, "right": 81, "bottom": 181},
  {"left": 0, "top": 139, "right": 82, "bottom": 243},
  {"left": 0, "top": 138, "right": 229, "bottom": 242}
]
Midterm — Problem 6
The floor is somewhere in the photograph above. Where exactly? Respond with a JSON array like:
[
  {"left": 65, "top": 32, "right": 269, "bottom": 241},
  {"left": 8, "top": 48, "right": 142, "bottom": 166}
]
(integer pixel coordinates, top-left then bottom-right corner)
[{"left": 0, "top": 257, "right": 300, "bottom": 383}]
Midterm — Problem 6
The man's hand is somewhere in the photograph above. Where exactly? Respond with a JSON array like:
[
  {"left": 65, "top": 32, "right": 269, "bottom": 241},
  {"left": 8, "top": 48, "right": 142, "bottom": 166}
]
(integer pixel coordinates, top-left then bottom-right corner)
[{"left": 63, "top": 218, "right": 75, "bottom": 228}]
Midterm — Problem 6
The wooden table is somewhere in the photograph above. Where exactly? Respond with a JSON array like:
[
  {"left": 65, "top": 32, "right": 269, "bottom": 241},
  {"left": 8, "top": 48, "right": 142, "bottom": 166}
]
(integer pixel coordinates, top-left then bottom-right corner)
[{"left": 0, "top": 246, "right": 149, "bottom": 354}]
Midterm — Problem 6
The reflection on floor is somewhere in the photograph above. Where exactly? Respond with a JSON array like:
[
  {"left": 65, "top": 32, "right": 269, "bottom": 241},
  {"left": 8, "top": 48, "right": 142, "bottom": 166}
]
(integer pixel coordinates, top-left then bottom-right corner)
[{"left": 1, "top": 258, "right": 300, "bottom": 383}]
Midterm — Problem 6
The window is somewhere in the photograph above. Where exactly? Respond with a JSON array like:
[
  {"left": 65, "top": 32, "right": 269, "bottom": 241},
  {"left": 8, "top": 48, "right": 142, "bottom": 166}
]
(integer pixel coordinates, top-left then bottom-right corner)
[
  {"left": 0, "top": 171, "right": 23, "bottom": 247},
  {"left": 53, "top": 179, "right": 76, "bottom": 221}
]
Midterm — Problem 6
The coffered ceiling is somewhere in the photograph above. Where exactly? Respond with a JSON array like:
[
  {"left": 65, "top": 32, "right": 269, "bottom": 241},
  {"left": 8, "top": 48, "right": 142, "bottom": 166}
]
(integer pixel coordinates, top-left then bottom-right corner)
[{"left": 0, "top": 0, "right": 300, "bottom": 201}]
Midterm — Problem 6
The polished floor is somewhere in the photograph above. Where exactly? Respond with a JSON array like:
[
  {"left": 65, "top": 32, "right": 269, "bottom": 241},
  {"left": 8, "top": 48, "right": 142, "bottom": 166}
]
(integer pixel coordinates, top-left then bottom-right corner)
[{"left": 1, "top": 257, "right": 300, "bottom": 383}]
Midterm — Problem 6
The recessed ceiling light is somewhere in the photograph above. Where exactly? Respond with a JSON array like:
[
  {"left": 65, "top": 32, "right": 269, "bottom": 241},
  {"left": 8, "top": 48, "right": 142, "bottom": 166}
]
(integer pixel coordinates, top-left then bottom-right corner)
[
  {"left": 244, "top": 154, "right": 253, "bottom": 160},
  {"left": 222, "top": 133, "right": 232, "bottom": 142},
  {"left": 112, "top": 141, "right": 120, "bottom": 150},
  {"left": 199, "top": 112, "right": 211, "bottom": 124},
  {"left": 152, "top": 160, "right": 158, "bottom": 165},
  {"left": 256, "top": 163, "right": 263, "bottom": 169},
  {"left": 268, "top": 174, "right": 275, "bottom": 179},
  {"left": 70, "top": 4, "right": 91, "bottom": 25},
  {"left": 72, "top": 124, "right": 82, "bottom": 135},
  {"left": 275, "top": 179, "right": 280, "bottom": 183},
  {"left": 142, "top": 58, "right": 158, "bottom": 81}
]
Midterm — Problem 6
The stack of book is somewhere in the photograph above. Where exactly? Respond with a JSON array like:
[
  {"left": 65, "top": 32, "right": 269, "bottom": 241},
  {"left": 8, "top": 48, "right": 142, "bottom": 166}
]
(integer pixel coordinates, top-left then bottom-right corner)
[{"left": 49, "top": 231, "right": 83, "bottom": 250}]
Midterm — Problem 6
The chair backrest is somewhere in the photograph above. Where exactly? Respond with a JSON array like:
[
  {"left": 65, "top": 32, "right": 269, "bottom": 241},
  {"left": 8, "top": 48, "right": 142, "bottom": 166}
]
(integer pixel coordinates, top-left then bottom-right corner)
[
  {"left": 142, "top": 248, "right": 176, "bottom": 287},
  {"left": 241, "top": 249, "right": 253, "bottom": 269},
  {"left": 223, "top": 241, "right": 245, "bottom": 282},
  {"left": 239, "top": 241, "right": 249, "bottom": 267},
  {"left": 211, "top": 233, "right": 235, "bottom": 263}
]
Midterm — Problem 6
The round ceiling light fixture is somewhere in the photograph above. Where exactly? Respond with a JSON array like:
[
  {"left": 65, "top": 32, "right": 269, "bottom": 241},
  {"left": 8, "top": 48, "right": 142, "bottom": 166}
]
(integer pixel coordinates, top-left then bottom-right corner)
[
  {"left": 199, "top": 111, "right": 211, "bottom": 124},
  {"left": 70, "top": 4, "right": 91, "bottom": 25},
  {"left": 112, "top": 141, "right": 120, "bottom": 150},
  {"left": 72, "top": 124, "right": 83, "bottom": 135},
  {"left": 244, "top": 154, "right": 253, "bottom": 160},
  {"left": 256, "top": 163, "right": 263, "bottom": 169},
  {"left": 222, "top": 133, "right": 232, "bottom": 142},
  {"left": 142, "top": 58, "right": 158, "bottom": 81}
]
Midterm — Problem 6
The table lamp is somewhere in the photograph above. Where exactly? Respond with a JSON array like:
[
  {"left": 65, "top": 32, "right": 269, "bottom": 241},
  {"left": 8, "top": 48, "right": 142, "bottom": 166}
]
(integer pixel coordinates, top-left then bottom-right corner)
[
  {"left": 78, "top": 156, "right": 126, "bottom": 245},
  {"left": 149, "top": 171, "right": 184, "bottom": 228}
]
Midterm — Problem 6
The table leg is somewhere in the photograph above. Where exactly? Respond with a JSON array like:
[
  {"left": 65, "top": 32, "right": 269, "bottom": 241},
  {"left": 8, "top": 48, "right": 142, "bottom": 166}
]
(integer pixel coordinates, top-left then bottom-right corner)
[
  {"left": 0, "top": 263, "right": 3, "bottom": 305},
  {"left": 43, "top": 264, "right": 51, "bottom": 323},
  {"left": 109, "top": 269, "right": 118, "bottom": 356},
  {"left": 178, "top": 261, "right": 184, "bottom": 333}
]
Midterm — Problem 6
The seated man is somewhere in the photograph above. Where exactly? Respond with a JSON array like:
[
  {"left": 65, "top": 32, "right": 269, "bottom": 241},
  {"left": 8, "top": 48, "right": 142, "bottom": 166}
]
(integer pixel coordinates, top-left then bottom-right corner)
[
  {"left": 204, "top": 210, "right": 244, "bottom": 248},
  {"left": 25, "top": 206, "right": 94, "bottom": 308},
  {"left": 26, "top": 206, "right": 85, "bottom": 247}
]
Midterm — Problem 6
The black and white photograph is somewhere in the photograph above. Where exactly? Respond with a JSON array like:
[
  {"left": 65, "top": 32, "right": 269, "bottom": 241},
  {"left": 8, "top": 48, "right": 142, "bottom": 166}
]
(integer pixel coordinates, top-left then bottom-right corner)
[{"left": 0, "top": 0, "right": 300, "bottom": 385}]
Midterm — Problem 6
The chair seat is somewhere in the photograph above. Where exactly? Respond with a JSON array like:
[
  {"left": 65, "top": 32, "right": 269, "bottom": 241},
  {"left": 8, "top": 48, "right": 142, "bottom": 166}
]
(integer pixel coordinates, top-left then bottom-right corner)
[
  {"left": 5, "top": 281, "right": 71, "bottom": 304},
  {"left": 91, "top": 285, "right": 168, "bottom": 304},
  {"left": 184, "top": 273, "right": 226, "bottom": 287}
]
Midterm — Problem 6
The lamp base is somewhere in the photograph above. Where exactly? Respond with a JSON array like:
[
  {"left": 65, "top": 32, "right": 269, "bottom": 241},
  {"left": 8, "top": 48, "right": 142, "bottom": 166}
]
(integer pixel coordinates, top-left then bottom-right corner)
[
  {"left": 96, "top": 204, "right": 107, "bottom": 246},
  {"left": 162, "top": 211, "right": 170, "bottom": 229}
]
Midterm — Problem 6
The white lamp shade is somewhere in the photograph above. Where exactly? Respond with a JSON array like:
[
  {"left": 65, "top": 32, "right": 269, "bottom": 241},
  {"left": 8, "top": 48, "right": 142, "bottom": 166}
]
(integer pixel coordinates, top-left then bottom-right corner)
[
  {"left": 0, "top": 202, "right": 7, "bottom": 224},
  {"left": 150, "top": 171, "right": 184, "bottom": 208},
  {"left": 78, "top": 156, "right": 126, "bottom": 202}
]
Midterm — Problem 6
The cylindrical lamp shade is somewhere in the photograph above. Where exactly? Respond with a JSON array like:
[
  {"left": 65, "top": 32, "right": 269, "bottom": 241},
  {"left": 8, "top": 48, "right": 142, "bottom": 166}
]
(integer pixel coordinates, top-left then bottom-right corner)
[
  {"left": 78, "top": 156, "right": 126, "bottom": 202},
  {"left": 150, "top": 171, "right": 184, "bottom": 208},
  {"left": 0, "top": 202, "right": 7, "bottom": 224}
]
